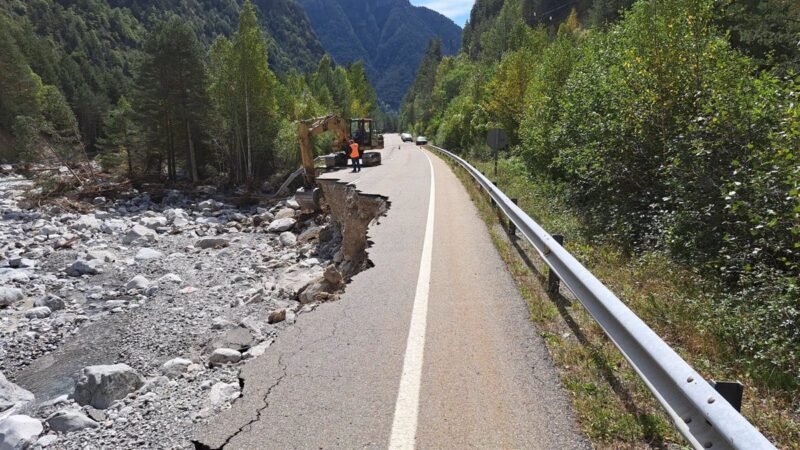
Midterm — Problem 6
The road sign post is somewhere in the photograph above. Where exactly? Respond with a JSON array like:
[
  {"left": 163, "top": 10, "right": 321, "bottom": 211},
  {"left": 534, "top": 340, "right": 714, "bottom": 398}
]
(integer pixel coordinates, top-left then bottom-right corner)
[{"left": 486, "top": 128, "right": 508, "bottom": 177}]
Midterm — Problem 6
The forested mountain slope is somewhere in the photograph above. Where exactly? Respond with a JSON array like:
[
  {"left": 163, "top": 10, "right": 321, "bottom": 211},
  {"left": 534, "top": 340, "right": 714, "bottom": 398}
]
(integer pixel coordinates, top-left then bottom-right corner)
[
  {"left": 298, "top": 0, "right": 462, "bottom": 109},
  {"left": 0, "top": 0, "right": 324, "bottom": 153}
]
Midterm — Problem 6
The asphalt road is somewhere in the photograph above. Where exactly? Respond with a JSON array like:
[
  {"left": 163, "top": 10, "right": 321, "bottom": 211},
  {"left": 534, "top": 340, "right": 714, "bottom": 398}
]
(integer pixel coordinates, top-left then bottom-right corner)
[{"left": 194, "top": 134, "right": 587, "bottom": 449}]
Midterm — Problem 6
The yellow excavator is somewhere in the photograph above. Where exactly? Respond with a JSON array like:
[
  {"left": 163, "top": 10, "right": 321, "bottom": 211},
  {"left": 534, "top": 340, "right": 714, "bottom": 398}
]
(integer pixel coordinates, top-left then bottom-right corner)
[{"left": 293, "top": 115, "right": 382, "bottom": 211}]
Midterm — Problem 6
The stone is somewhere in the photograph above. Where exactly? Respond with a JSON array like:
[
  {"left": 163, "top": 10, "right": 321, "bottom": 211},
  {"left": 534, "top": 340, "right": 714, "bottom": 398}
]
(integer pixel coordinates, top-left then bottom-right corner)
[
  {"left": 0, "top": 270, "right": 29, "bottom": 284},
  {"left": 159, "top": 358, "right": 192, "bottom": 379},
  {"left": 86, "top": 249, "right": 115, "bottom": 263},
  {"left": 134, "top": 248, "right": 163, "bottom": 261},
  {"left": 72, "top": 364, "right": 144, "bottom": 409},
  {"left": 24, "top": 307, "right": 51, "bottom": 319},
  {"left": 208, "top": 349, "right": 241, "bottom": 366},
  {"left": 211, "top": 326, "right": 255, "bottom": 352},
  {"left": 124, "top": 275, "right": 150, "bottom": 290},
  {"left": 243, "top": 340, "right": 272, "bottom": 359},
  {"left": 122, "top": 225, "right": 158, "bottom": 245},
  {"left": 65, "top": 259, "right": 103, "bottom": 277},
  {"left": 45, "top": 410, "right": 99, "bottom": 432},
  {"left": 34, "top": 294, "right": 65, "bottom": 311},
  {"left": 195, "top": 238, "right": 230, "bottom": 250},
  {"left": 92, "top": 196, "right": 107, "bottom": 205},
  {"left": 210, "top": 317, "right": 233, "bottom": 330},
  {"left": 0, "top": 372, "right": 35, "bottom": 421},
  {"left": 208, "top": 383, "right": 240, "bottom": 408},
  {"left": 100, "top": 219, "right": 126, "bottom": 234},
  {"left": 157, "top": 273, "right": 182, "bottom": 284},
  {"left": 139, "top": 216, "right": 167, "bottom": 230},
  {"left": 0, "top": 288, "right": 23, "bottom": 308},
  {"left": 69, "top": 215, "right": 101, "bottom": 231},
  {"left": 36, "top": 434, "right": 58, "bottom": 447},
  {"left": 297, "top": 226, "right": 323, "bottom": 243},
  {"left": 274, "top": 208, "right": 296, "bottom": 220},
  {"left": 267, "top": 309, "right": 287, "bottom": 324},
  {"left": 279, "top": 232, "right": 297, "bottom": 247},
  {"left": 0, "top": 415, "right": 42, "bottom": 449},
  {"left": 266, "top": 218, "right": 296, "bottom": 233},
  {"left": 7, "top": 258, "right": 34, "bottom": 269},
  {"left": 286, "top": 198, "right": 300, "bottom": 209},
  {"left": 323, "top": 265, "right": 343, "bottom": 285}
]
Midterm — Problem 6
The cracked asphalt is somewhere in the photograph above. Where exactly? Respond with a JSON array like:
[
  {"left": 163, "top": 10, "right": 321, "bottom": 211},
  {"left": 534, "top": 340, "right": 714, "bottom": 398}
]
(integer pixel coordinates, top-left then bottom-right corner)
[{"left": 193, "top": 135, "right": 588, "bottom": 449}]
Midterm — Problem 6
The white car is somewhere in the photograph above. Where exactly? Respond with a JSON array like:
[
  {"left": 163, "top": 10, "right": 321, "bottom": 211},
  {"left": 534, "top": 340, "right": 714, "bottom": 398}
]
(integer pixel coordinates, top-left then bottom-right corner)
[
  {"left": 401, "top": 133, "right": 413, "bottom": 142},
  {"left": 415, "top": 136, "right": 428, "bottom": 145}
]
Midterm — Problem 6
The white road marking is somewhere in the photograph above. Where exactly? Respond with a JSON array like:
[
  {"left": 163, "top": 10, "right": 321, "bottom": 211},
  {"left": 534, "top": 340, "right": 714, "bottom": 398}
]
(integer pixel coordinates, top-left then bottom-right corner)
[
  {"left": 347, "top": 177, "right": 362, "bottom": 186},
  {"left": 388, "top": 149, "right": 436, "bottom": 449}
]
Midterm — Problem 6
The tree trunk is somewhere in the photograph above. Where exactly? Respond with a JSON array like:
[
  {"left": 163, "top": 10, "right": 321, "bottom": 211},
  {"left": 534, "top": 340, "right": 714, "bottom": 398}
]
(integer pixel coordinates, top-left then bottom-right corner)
[
  {"left": 244, "top": 76, "right": 252, "bottom": 182},
  {"left": 186, "top": 120, "right": 198, "bottom": 183}
]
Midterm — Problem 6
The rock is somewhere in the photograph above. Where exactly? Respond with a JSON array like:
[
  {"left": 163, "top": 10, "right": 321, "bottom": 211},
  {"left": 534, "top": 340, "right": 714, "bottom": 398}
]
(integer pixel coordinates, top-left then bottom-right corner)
[
  {"left": 266, "top": 218, "right": 296, "bottom": 233},
  {"left": 279, "top": 231, "right": 297, "bottom": 247},
  {"left": 323, "top": 265, "right": 343, "bottom": 285},
  {"left": 72, "top": 364, "right": 144, "bottom": 409},
  {"left": 297, "top": 226, "right": 323, "bottom": 243},
  {"left": 65, "top": 259, "right": 103, "bottom": 277},
  {"left": 159, "top": 358, "right": 192, "bottom": 379},
  {"left": 36, "top": 434, "right": 58, "bottom": 447},
  {"left": 0, "top": 372, "right": 35, "bottom": 421},
  {"left": 0, "top": 287, "right": 24, "bottom": 308},
  {"left": 86, "top": 249, "right": 115, "bottom": 263},
  {"left": 198, "top": 199, "right": 222, "bottom": 210},
  {"left": 0, "top": 415, "right": 42, "bottom": 449},
  {"left": 134, "top": 248, "right": 163, "bottom": 261},
  {"left": 45, "top": 410, "right": 99, "bottom": 432},
  {"left": 0, "top": 270, "right": 29, "bottom": 284},
  {"left": 195, "top": 238, "right": 230, "bottom": 249},
  {"left": 92, "top": 196, "right": 107, "bottom": 205},
  {"left": 243, "top": 340, "right": 272, "bottom": 359},
  {"left": 124, "top": 275, "right": 150, "bottom": 290},
  {"left": 210, "top": 317, "right": 233, "bottom": 330},
  {"left": 208, "top": 349, "right": 241, "bottom": 366},
  {"left": 157, "top": 273, "right": 182, "bottom": 284},
  {"left": 211, "top": 326, "right": 255, "bottom": 352},
  {"left": 274, "top": 208, "right": 296, "bottom": 220},
  {"left": 139, "top": 216, "right": 167, "bottom": 230},
  {"left": 267, "top": 309, "right": 287, "bottom": 324},
  {"left": 34, "top": 294, "right": 65, "bottom": 312},
  {"left": 24, "top": 307, "right": 51, "bottom": 319},
  {"left": 100, "top": 219, "right": 126, "bottom": 234},
  {"left": 207, "top": 383, "right": 240, "bottom": 408},
  {"left": 286, "top": 198, "right": 300, "bottom": 209},
  {"left": 69, "top": 215, "right": 101, "bottom": 231},
  {"left": 122, "top": 225, "right": 158, "bottom": 245},
  {"left": 7, "top": 258, "right": 34, "bottom": 269}
]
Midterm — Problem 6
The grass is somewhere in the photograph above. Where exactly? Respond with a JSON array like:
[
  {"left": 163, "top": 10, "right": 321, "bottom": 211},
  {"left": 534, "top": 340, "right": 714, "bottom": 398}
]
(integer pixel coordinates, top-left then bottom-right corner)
[{"left": 435, "top": 152, "right": 800, "bottom": 449}]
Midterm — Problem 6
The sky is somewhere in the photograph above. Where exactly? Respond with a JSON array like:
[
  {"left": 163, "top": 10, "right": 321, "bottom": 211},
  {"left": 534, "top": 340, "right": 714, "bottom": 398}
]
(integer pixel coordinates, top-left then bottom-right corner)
[{"left": 411, "top": 0, "right": 474, "bottom": 27}]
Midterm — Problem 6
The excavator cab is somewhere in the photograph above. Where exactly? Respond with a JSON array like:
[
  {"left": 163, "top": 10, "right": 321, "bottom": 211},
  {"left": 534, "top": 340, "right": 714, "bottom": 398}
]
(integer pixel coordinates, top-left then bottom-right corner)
[{"left": 350, "top": 119, "right": 374, "bottom": 149}]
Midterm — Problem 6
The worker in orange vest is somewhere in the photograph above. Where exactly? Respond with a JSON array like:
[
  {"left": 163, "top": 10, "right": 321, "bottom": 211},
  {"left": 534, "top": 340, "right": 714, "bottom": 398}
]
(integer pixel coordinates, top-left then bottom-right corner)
[{"left": 349, "top": 139, "right": 361, "bottom": 173}]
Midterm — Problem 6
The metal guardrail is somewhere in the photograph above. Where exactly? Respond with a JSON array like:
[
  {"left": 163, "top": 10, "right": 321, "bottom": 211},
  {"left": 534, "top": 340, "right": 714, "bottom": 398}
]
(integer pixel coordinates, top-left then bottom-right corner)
[{"left": 429, "top": 145, "right": 775, "bottom": 450}]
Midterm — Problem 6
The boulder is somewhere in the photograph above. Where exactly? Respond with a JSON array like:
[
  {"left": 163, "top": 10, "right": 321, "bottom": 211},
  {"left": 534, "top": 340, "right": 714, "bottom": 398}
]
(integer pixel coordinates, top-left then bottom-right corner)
[
  {"left": 124, "top": 275, "right": 150, "bottom": 291},
  {"left": 72, "top": 364, "right": 144, "bottom": 409},
  {"left": 69, "top": 215, "right": 101, "bottom": 231},
  {"left": 279, "top": 232, "right": 297, "bottom": 247},
  {"left": 139, "top": 216, "right": 167, "bottom": 230},
  {"left": 0, "top": 415, "right": 42, "bottom": 449},
  {"left": 159, "top": 358, "right": 192, "bottom": 379},
  {"left": 65, "top": 259, "right": 103, "bottom": 277},
  {"left": 195, "top": 238, "right": 230, "bottom": 250},
  {"left": 286, "top": 198, "right": 300, "bottom": 209},
  {"left": 0, "top": 288, "right": 23, "bottom": 308},
  {"left": 122, "top": 225, "right": 158, "bottom": 245},
  {"left": 0, "top": 270, "right": 29, "bottom": 284},
  {"left": 210, "top": 326, "right": 255, "bottom": 352},
  {"left": 266, "top": 218, "right": 296, "bottom": 233},
  {"left": 45, "top": 410, "right": 99, "bottom": 433},
  {"left": 207, "top": 382, "right": 240, "bottom": 408},
  {"left": 36, "top": 434, "right": 58, "bottom": 447},
  {"left": 297, "top": 226, "right": 323, "bottom": 243},
  {"left": 0, "top": 372, "right": 35, "bottom": 421},
  {"left": 134, "top": 248, "right": 163, "bottom": 261},
  {"left": 208, "top": 349, "right": 241, "bottom": 366},
  {"left": 274, "top": 208, "right": 295, "bottom": 220},
  {"left": 100, "top": 219, "right": 126, "bottom": 235},
  {"left": 34, "top": 294, "right": 65, "bottom": 311},
  {"left": 7, "top": 258, "right": 34, "bottom": 269},
  {"left": 157, "top": 273, "right": 182, "bottom": 284},
  {"left": 24, "top": 307, "right": 51, "bottom": 319},
  {"left": 267, "top": 309, "right": 287, "bottom": 324}
]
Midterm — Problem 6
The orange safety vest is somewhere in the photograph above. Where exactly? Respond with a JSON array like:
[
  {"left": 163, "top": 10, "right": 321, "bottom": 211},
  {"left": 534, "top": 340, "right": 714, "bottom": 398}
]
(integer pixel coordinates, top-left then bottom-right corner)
[{"left": 349, "top": 143, "right": 360, "bottom": 158}]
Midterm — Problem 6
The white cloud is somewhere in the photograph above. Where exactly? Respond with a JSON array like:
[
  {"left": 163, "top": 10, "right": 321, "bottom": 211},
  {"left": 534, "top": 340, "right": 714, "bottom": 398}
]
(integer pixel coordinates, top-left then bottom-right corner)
[{"left": 413, "top": 0, "right": 474, "bottom": 21}]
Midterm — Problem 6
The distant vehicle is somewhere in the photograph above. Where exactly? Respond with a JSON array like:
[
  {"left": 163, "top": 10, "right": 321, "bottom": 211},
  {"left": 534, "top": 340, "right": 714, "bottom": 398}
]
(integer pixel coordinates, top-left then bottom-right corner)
[
  {"left": 415, "top": 136, "right": 428, "bottom": 145},
  {"left": 401, "top": 133, "right": 413, "bottom": 142}
]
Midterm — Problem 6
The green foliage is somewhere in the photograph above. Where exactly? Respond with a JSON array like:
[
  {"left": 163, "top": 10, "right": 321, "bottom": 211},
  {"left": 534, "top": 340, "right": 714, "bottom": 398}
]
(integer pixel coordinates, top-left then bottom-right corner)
[{"left": 414, "top": 0, "right": 800, "bottom": 386}]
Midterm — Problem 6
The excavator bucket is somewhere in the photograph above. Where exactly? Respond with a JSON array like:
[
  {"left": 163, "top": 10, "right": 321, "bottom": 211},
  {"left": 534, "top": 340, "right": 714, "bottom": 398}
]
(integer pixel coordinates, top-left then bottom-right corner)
[{"left": 295, "top": 186, "right": 322, "bottom": 211}]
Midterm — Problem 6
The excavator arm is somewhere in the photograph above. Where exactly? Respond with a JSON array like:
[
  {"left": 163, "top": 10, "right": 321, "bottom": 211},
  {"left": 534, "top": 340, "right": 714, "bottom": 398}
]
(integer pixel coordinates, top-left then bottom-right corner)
[{"left": 297, "top": 115, "right": 349, "bottom": 187}]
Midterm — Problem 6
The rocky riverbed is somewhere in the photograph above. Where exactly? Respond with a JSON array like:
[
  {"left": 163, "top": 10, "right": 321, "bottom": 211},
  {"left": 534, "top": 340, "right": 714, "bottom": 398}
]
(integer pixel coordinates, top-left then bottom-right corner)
[{"left": 0, "top": 170, "right": 384, "bottom": 449}]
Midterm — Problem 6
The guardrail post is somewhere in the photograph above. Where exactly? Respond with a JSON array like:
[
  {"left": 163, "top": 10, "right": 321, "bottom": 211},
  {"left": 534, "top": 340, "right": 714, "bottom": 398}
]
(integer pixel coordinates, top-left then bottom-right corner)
[
  {"left": 547, "top": 234, "right": 564, "bottom": 294},
  {"left": 509, "top": 198, "right": 518, "bottom": 235}
]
